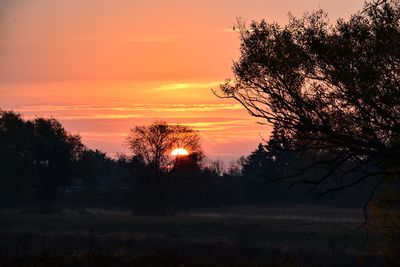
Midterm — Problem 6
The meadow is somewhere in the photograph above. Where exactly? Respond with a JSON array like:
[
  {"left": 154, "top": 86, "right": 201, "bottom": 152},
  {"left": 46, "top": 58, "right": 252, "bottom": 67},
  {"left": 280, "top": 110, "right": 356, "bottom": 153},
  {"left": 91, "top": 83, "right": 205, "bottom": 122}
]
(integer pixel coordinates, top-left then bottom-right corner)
[{"left": 0, "top": 205, "right": 385, "bottom": 266}]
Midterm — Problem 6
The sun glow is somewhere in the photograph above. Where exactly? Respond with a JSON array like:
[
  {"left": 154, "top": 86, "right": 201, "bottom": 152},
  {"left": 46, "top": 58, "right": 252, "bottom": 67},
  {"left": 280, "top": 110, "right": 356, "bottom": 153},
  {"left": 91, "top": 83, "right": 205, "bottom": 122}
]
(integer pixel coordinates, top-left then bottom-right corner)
[{"left": 171, "top": 148, "right": 189, "bottom": 156}]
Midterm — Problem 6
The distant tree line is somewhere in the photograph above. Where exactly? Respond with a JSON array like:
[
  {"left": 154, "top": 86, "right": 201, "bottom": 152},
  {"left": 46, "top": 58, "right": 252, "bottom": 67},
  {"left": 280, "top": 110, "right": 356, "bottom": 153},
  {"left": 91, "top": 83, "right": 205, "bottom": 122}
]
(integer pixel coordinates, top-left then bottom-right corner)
[{"left": 0, "top": 111, "right": 373, "bottom": 214}]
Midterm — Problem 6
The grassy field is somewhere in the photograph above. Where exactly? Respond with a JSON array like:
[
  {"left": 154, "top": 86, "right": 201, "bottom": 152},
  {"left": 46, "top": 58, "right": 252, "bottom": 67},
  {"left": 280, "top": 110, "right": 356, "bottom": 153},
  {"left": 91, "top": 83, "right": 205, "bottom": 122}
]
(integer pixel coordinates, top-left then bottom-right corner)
[{"left": 0, "top": 205, "right": 385, "bottom": 266}]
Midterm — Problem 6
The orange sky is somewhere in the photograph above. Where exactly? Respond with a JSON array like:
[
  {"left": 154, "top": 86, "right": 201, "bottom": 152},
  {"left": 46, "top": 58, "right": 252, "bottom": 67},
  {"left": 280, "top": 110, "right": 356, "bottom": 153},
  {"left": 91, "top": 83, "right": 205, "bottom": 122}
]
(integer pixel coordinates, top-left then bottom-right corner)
[{"left": 0, "top": 0, "right": 365, "bottom": 161}]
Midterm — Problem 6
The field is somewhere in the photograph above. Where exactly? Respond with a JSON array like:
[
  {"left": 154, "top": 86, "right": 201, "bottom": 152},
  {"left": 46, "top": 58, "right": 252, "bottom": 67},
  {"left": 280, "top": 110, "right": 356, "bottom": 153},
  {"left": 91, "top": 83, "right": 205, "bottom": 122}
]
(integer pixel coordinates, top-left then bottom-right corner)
[{"left": 0, "top": 205, "right": 385, "bottom": 266}]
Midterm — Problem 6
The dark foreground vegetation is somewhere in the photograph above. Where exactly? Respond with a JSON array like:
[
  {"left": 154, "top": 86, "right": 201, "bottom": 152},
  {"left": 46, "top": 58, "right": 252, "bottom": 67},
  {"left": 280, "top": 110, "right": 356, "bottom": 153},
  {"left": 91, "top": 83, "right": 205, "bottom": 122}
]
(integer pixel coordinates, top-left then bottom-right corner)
[{"left": 0, "top": 207, "right": 386, "bottom": 267}]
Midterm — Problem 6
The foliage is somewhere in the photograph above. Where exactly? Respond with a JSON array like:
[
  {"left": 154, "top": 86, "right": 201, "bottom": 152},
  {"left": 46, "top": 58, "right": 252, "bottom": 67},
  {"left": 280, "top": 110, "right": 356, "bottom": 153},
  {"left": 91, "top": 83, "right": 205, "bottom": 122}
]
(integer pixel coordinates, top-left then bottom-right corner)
[
  {"left": 220, "top": 0, "right": 400, "bottom": 207},
  {"left": 31, "top": 118, "right": 84, "bottom": 213},
  {"left": 77, "top": 149, "right": 117, "bottom": 189},
  {"left": 0, "top": 110, "right": 84, "bottom": 213},
  {"left": 0, "top": 111, "right": 34, "bottom": 207}
]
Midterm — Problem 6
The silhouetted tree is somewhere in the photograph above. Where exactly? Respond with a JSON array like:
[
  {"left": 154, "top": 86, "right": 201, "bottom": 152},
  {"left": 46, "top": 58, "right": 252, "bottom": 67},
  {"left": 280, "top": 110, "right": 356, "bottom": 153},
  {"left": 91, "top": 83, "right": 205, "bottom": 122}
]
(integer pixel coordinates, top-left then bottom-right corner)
[
  {"left": 242, "top": 126, "right": 296, "bottom": 180},
  {"left": 167, "top": 151, "right": 206, "bottom": 212},
  {"left": 65, "top": 149, "right": 126, "bottom": 207},
  {"left": 242, "top": 143, "right": 271, "bottom": 179},
  {"left": 226, "top": 156, "right": 245, "bottom": 177},
  {"left": 0, "top": 111, "right": 33, "bottom": 207},
  {"left": 173, "top": 151, "right": 205, "bottom": 175},
  {"left": 126, "top": 120, "right": 201, "bottom": 172},
  {"left": 125, "top": 120, "right": 202, "bottom": 215},
  {"left": 31, "top": 118, "right": 84, "bottom": 213},
  {"left": 77, "top": 149, "right": 116, "bottom": 189},
  {"left": 207, "top": 159, "right": 225, "bottom": 177},
  {"left": 0, "top": 111, "right": 84, "bottom": 212},
  {"left": 219, "top": 0, "right": 400, "bottom": 212}
]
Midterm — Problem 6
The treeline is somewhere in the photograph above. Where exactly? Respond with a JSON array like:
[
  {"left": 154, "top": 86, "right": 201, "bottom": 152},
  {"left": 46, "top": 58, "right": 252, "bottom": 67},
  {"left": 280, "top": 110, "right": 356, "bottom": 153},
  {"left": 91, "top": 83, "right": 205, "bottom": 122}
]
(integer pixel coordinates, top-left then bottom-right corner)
[{"left": 0, "top": 110, "right": 372, "bottom": 214}]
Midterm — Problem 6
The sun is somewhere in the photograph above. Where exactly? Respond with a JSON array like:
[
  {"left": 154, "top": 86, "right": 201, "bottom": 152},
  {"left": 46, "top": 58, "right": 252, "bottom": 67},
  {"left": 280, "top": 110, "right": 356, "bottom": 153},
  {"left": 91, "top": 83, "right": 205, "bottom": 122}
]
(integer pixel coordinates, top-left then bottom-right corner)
[{"left": 171, "top": 148, "right": 189, "bottom": 156}]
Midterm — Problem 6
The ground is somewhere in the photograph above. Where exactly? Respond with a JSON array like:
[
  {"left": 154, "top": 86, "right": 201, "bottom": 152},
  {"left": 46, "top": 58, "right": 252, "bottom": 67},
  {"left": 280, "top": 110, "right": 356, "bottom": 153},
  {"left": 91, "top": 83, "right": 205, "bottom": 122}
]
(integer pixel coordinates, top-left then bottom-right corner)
[{"left": 0, "top": 205, "right": 385, "bottom": 266}]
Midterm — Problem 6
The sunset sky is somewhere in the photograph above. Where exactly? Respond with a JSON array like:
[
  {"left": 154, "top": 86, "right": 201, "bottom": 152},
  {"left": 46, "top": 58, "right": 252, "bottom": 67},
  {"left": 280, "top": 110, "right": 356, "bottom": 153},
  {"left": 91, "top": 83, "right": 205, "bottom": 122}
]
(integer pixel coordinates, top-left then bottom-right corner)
[{"left": 0, "top": 0, "right": 365, "bottom": 161}]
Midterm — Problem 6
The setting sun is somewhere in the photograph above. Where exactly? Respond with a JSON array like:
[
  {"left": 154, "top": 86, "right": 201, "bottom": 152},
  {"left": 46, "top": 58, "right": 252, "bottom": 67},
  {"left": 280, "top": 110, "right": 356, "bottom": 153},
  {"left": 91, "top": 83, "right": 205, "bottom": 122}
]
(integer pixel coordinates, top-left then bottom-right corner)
[{"left": 171, "top": 148, "right": 189, "bottom": 156}]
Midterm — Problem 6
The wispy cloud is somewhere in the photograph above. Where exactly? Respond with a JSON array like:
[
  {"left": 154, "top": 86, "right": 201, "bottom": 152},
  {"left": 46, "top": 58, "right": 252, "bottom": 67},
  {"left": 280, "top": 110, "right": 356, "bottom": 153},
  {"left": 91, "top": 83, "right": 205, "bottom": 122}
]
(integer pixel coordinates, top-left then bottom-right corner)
[
  {"left": 54, "top": 114, "right": 141, "bottom": 120},
  {"left": 16, "top": 103, "right": 243, "bottom": 115},
  {"left": 150, "top": 81, "right": 221, "bottom": 92},
  {"left": 180, "top": 119, "right": 254, "bottom": 132}
]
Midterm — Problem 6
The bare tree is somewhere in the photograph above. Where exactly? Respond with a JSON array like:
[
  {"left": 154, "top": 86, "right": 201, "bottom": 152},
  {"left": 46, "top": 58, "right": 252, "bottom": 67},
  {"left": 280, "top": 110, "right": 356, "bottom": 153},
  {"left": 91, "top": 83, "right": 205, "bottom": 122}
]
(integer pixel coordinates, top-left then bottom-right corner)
[
  {"left": 207, "top": 159, "right": 225, "bottom": 176},
  {"left": 125, "top": 120, "right": 201, "bottom": 215},
  {"left": 126, "top": 120, "right": 201, "bottom": 171},
  {"left": 227, "top": 156, "right": 245, "bottom": 177}
]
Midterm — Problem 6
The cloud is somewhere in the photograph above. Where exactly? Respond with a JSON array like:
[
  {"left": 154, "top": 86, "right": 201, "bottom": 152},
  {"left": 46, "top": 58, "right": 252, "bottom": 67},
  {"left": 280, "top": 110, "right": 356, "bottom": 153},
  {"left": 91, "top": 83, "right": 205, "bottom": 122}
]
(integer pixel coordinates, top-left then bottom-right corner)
[
  {"left": 150, "top": 81, "right": 221, "bottom": 92},
  {"left": 12, "top": 104, "right": 247, "bottom": 127},
  {"left": 180, "top": 119, "right": 256, "bottom": 133},
  {"left": 53, "top": 114, "right": 141, "bottom": 120},
  {"left": 16, "top": 103, "right": 243, "bottom": 116}
]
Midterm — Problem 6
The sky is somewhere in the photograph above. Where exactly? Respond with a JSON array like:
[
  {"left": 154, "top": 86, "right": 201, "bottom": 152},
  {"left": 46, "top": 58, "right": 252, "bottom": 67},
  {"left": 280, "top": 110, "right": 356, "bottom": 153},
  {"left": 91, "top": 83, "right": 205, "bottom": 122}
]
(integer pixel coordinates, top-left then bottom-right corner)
[{"left": 0, "top": 0, "right": 365, "bottom": 161}]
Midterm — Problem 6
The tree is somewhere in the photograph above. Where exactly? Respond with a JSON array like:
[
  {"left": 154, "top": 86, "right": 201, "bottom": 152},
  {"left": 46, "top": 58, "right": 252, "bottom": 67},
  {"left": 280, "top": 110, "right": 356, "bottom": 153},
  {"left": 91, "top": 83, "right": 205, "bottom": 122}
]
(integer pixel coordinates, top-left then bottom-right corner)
[
  {"left": 77, "top": 149, "right": 116, "bottom": 189},
  {"left": 125, "top": 120, "right": 202, "bottom": 215},
  {"left": 219, "top": 0, "right": 400, "bottom": 211},
  {"left": 126, "top": 120, "right": 201, "bottom": 172},
  {"left": 207, "top": 159, "right": 225, "bottom": 177},
  {"left": 0, "top": 111, "right": 34, "bottom": 207},
  {"left": 0, "top": 111, "right": 84, "bottom": 212},
  {"left": 31, "top": 118, "right": 84, "bottom": 213},
  {"left": 242, "top": 143, "right": 271, "bottom": 179},
  {"left": 227, "top": 156, "right": 245, "bottom": 177},
  {"left": 241, "top": 125, "right": 296, "bottom": 180}
]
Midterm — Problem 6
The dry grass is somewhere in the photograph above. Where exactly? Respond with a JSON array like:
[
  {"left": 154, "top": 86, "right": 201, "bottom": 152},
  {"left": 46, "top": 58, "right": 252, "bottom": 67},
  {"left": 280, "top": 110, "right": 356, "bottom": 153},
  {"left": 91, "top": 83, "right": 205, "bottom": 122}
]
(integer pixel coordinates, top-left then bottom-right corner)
[{"left": 0, "top": 205, "right": 385, "bottom": 266}]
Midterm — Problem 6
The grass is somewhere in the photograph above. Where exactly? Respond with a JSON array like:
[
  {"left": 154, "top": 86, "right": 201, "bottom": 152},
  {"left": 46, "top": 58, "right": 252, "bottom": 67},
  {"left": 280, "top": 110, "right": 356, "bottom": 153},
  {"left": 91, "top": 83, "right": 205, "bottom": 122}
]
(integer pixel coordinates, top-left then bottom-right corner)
[{"left": 0, "top": 205, "right": 385, "bottom": 266}]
